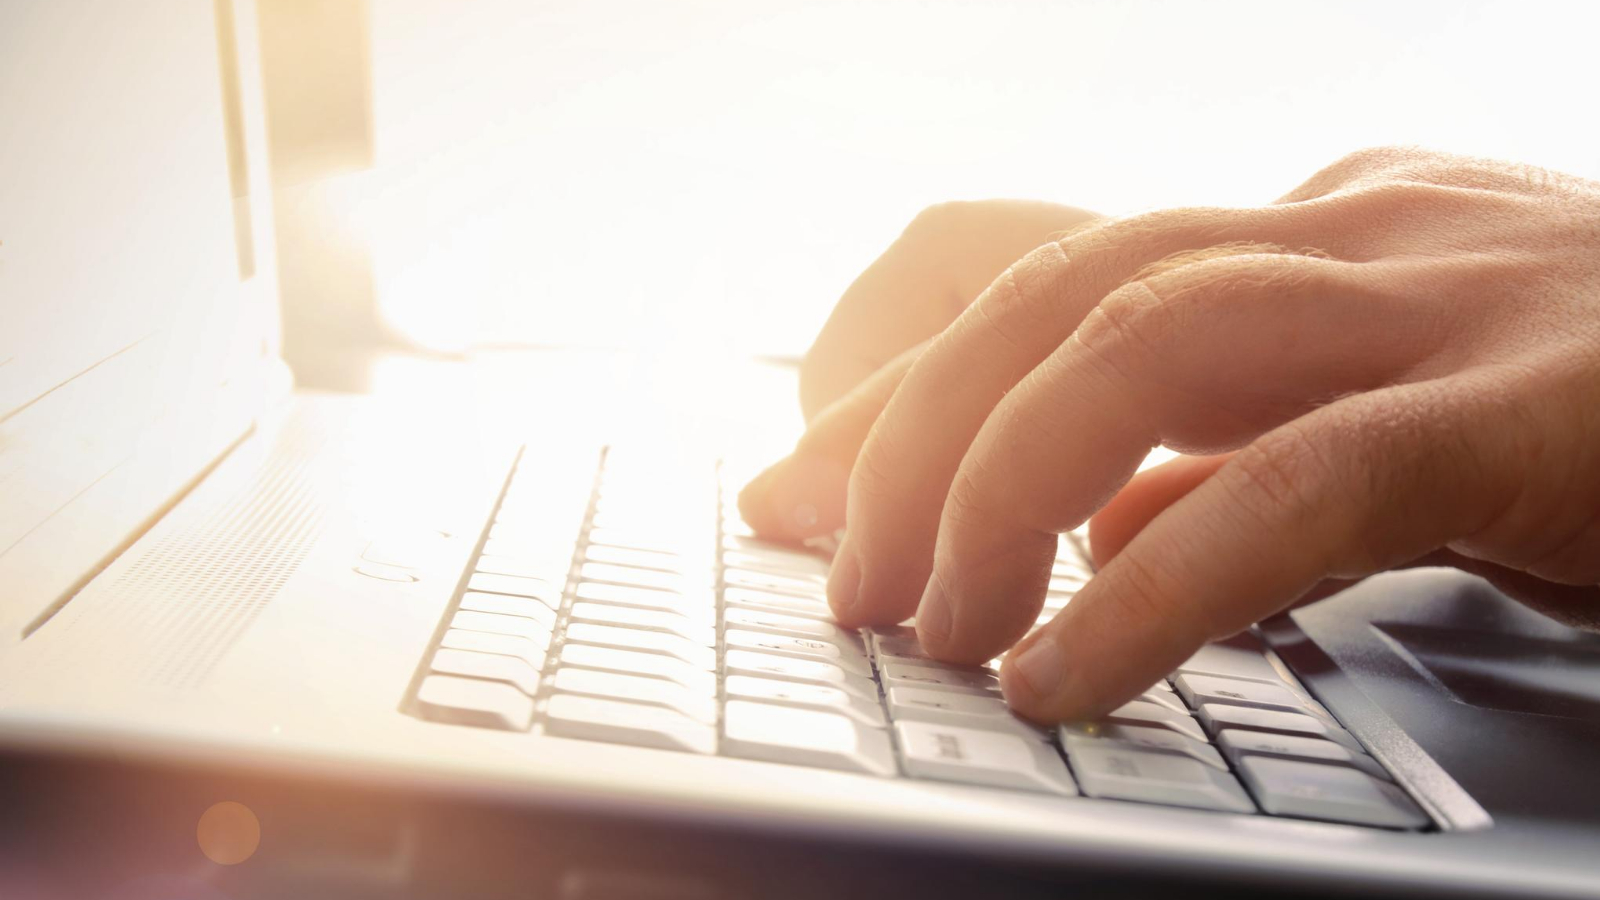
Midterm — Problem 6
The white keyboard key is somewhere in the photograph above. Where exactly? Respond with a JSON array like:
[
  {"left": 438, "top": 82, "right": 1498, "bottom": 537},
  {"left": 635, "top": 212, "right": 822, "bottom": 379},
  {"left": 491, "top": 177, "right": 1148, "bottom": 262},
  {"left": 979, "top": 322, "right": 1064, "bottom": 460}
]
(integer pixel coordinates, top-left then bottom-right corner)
[
  {"left": 887, "top": 686, "right": 1047, "bottom": 741},
  {"left": 1176, "top": 673, "right": 1329, "bottom": 717},
  {"left": 551, "top": 667, "right": 717, "bottom": 724},
  {"left": 1069, "top": 743, "right": 1255, "bottom": 813},
  {"left": 1177, "top": 635, "right": 1284, "bottom": 685},
  {"left": 557, "top": 644, "right": 716, "bottom": 694},
  {"left": 459, "top": 592, "right": 557, "bottom": 630},
  {"left": 1216, "top": 730, "right": 1390, "bottom": 780},
  {"left": 879, "top": 662, "right": 1002, "bottom": 697},
  {"left": 870, "top": 633, "right": 934, "bottom": 663},
  {"left": 1059, "top": 722, "right": 1226, "bottom": 770},
  {"left": 467, "top": 572, "right": 563, "bottom": 606},
  {"left": 722, "top": 649, "right": 878, "bottom": 699},
  {"left": 580, "top": 561, "right": 695, "bottom": 593},
  {"left": 722, "top": 700, "right": 896, "bottom": 776},
  {"left": 1238, "top": 756, "right": 1426, "bottom": 828},
  {"left": 563, "top": 623, "right": 717, "bottom": 669},
  {"left": 722, "top": 548, "right": 830, "bottom": 578},
  {"left": 575, "top": 580, "right": 708, "bottom": 615},
  {"left": 896, "top": 720, "right": 1077, "bottom": 795},
  {"left": 724, "top": 675, "right": 886, "bottom": 727},
  {"left": 723, "top": 629, "right": 871, "bottom": 677},
  {"left": 451, "top": 610, "right": 552, "bottom": 645},
  {"left": 1138, "top": 688, "right": 1191, "bottom": 715},
  {"left": 723, "top": 587, "right": 834, "bottom": 621},
  {"left": 587, "top": 525, "right": 694, "bottom": 555},
  {"left": 544, "top": 694, "right": 716, "bottom": 755},
  {"left": 1198, "top": 704, "right": 1361, "bottom": 751},
  {"left": 723, "top": 608, "right": 863, "bottom": 650},
  {"left": 475, "top": 554, "right": 567, "bottom": 582},
  {"left": 439, "top": 628, "right": 547, "bottom": 670},
  {"left": 429, "top": 648, "right": 541, "bottom": 696},
  {"left": 1102, "top": 699, "right": 1208, "bottom": 742},
  {"left": 584, "top": 543, "right": 688, "bottom": 573},
  {"left": 416, "top": 675, "right": 534, "bottom": 731},
  {"left": 568, "top": 603, "right": 715, "bottom": 644},
  {"left": 723, "top": 567, "right": 827, "bottom": 597}
]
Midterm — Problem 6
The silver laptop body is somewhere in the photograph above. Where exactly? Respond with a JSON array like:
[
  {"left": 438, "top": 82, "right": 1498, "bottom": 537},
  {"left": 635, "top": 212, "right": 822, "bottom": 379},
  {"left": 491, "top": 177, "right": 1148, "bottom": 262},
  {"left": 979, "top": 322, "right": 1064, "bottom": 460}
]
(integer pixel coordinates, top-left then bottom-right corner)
[{"left": 2, "top": 3, "right": 1597, "bottom": 898}]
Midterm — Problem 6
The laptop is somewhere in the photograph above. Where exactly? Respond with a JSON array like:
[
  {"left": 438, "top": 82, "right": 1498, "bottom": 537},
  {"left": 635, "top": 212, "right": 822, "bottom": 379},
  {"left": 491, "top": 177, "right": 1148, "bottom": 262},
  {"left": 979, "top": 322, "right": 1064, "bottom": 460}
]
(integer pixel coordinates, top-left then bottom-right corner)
[{"left": 3, "top": 3, "right": 1598, "bottom": 899}]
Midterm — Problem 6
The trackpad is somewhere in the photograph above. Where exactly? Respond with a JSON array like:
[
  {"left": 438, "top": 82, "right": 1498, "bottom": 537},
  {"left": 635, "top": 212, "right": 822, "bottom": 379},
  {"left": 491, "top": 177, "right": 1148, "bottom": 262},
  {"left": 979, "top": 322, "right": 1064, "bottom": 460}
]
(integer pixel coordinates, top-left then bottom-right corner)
[{"left": 1377, "top": 623, "right": 1600, "bottom": 720}]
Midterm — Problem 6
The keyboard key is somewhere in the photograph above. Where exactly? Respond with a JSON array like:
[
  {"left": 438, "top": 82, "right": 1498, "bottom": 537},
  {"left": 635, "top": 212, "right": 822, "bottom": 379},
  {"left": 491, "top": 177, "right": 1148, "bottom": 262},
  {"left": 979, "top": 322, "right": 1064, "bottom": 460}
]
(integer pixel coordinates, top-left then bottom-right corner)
[
  {"left": 557, "top": 644, "right": 716, "bottom": 694},
  {"left": 568, "top": 603, "right": 715, "bottom": 644},
  {"left": 588, "top": 525, "right": 693, "bottom": 555},
  {"left": 1175, "top": 673, "right": 1326, "bottom": 717},
  {"left": 723, "top": 567, "right": 827, "bottom": 597},
  {"left": 887, "top": 686, "right": 1046, "bottom": 741},
  {"left": 468, "top": 572, "right": 564, "bottom": 606},
  {"left": 724, "top": 629, "right": 872, "bottom": 677},
  {"left": 585, "top": 543, "right": 694, "bottom": 573},
  {"left": 574, "top": 579, "right": 707, "bottom": 615},
  {"left": 879, "top": 662, "right": 1002, "bottom": 697},
  {"left": 563, "top": 623, "right": 717, "bottom": 669},
  {"left": 722, "top": 700, "right": 896, "bottom": 776},
  {"left": 451, "top": 610, "right": 552, "bottom": 645},
  {"left": 580, "top": 561, "right": 694, "bottom": 593},
  {"left": 459, "top": 592, "right": 557, "bottom": 630},
  {"left": 416, "top": 675, "right": 534, "bottom": 731},
  {"left": 545, "top": 694, "right": 716, "bottom": 755},
  {"left": 723, "top": 608, "right": 864, "bottom": 650},
  {"left": 439, "top": 628, "right": 547, "bottom": 670},
  {"left": 1138, "top": 688, "right": 1191, "bottom": 715},
  {"left": 1059, "top": 722, "right": 1226, "bottom": 770},
  {"left": 1069, "top": 743, "right": 1255, "bottom": 813},
  {"left": 1102, "top": 699, "right": 1208, "bottom": 742},
  {"left": 551, "top": 667, "right": 717, "bottom": 724},
  {"left": 870, "top": 632, "right": 934, "bottom": 663},
  {"left": 1177, "top": 634, "right": 1284, "bottom": 685},
  {"left": 722, "top": 548, "right": 830, "bottom": 579},
  {"left": 722, "top": 649, "right": 878, "bottom": 699},
  {"left": 724, "top": 675, "right": 886, "bottom": 727},
  {"left": 475, "top": 554, "right": 567, "bottom": 582},
  {"left": 723, "top": 587, "right": 834, "bottom": 621},
  {"left": 895, "top": 720, "right": 1077, "bottom": 795},
  {"left": 429, "top": 648, "right": 541, "bottom": 696},
  {"left": 1198, "top": 704, "right": 1361, "bottom": 751},
  {"left": 1237, "top": 756, "right": 1426, "bottom": 828},
  {"left": 1216, "top": 730, "right": 1390, "bottom": 780}
]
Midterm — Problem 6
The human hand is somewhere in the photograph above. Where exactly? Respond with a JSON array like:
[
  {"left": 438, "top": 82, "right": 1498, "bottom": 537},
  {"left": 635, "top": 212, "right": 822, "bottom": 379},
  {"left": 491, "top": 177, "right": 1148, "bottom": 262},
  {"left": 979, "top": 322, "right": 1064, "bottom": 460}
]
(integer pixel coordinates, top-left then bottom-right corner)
[
  {"left": 743, "top": 147, "right": 1600, "bottom": 723},
  {"left": 739, "top": 199, "right": 1100, "bottom": 539}
]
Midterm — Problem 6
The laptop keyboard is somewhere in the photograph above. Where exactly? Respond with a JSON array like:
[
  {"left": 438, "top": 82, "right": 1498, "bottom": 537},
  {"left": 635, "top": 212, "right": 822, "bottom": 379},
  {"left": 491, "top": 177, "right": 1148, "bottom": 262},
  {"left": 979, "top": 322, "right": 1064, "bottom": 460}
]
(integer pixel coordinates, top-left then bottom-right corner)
[{"left": 409, "top": 448, "right": 1430, "bottom": 831}]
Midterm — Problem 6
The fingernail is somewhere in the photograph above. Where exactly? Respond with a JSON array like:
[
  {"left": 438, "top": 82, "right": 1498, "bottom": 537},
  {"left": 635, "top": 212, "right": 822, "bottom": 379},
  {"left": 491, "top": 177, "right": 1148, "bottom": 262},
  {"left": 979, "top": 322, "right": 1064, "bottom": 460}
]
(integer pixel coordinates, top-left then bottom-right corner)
[
  {"left": 916, "top": 577, "right": 953, "bottom": 646},
  {"left": 1004, "top": 639, "right": 1066, "bottom": 705},
  {"left": 739, "top": 454, "right": 848, "bottom": 539},
  {"left": 827, "top": 541, "right": 862, "bottom": 620}
]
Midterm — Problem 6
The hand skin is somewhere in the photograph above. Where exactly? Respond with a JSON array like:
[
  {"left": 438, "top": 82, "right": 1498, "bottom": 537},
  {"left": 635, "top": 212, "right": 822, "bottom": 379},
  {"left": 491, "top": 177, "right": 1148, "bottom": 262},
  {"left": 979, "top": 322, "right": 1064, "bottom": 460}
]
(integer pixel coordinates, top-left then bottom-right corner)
[{"left": 740, "top": 147, "right": 1600, "bottom": 724}]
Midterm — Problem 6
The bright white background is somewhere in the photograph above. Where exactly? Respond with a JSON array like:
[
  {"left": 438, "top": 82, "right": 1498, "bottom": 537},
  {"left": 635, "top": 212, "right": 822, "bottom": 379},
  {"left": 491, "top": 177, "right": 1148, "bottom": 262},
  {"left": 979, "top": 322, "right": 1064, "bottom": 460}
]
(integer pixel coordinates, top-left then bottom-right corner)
[{"left": 352, "top": 0, "right": 1600, "bottom": 357}]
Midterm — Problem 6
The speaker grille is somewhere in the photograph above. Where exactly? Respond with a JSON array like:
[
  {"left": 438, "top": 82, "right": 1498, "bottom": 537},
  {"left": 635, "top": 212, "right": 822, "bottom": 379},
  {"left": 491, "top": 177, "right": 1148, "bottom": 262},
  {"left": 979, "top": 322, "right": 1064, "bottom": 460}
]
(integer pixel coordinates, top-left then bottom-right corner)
[{"left": 28, "top": 407, "right": 333, "bottom": 690}]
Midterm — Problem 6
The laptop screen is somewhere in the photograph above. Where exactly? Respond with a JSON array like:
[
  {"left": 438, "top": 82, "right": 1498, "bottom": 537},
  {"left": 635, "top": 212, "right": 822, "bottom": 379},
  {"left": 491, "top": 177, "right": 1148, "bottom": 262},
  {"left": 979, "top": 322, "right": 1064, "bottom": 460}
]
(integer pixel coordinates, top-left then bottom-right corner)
[{"left": 0, "top": 0, "right": 280, "bottom": 640}]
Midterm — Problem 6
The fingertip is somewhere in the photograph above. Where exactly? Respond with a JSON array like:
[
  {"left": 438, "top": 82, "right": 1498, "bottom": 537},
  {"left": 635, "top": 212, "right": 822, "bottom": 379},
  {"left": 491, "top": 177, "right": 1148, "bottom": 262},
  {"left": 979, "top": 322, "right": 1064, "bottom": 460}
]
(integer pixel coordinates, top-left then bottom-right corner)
[
  {"left": 825, "top": 539, "right": 863, "bottom": 625},
  {"left": 737, "top": 453, "right": 849, "bottom": 541},
  {"left": 999, "top": 635, "right": 1070, "bottom": 719}
]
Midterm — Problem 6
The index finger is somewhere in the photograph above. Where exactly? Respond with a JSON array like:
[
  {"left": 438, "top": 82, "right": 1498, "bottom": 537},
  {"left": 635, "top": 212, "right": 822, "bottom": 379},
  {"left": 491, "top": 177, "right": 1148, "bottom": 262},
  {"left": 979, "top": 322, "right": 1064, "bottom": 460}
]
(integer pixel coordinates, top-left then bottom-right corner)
[{"left": 800, "top": 201, "right": 1100, "bottom": 420}]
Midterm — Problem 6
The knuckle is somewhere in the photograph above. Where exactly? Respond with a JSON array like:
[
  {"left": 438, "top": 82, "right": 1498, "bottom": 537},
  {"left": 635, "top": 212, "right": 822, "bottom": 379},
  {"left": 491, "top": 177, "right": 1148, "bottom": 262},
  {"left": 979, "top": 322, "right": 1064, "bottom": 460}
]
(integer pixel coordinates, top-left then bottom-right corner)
[
  {"left": 902, "top": 200, "right": 971, "bottom": 241},
  {"left": 1284, "top": 146, "right": 1418, "bottom": 201},
  {"left": 1101, "top": 550, "right": 1216, "bottom": 646},
  {"left": 1225, "top": 423, "right": 1341, "bottom": 536}
]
